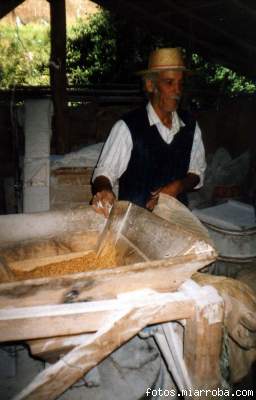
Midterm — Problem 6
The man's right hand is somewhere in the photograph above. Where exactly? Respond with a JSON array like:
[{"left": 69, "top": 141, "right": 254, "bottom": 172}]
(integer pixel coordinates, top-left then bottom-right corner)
[
  {"left": 91, "top": 190, "right": 116, "bottom": 218},
  {"left": 91, "top": 176, "right": 116, "bottom": 218}
]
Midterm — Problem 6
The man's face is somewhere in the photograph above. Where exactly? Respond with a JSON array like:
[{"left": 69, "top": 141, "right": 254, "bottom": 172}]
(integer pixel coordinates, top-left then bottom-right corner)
[{"left": 147, "top": 70, "right": 184, "bottom": 113}]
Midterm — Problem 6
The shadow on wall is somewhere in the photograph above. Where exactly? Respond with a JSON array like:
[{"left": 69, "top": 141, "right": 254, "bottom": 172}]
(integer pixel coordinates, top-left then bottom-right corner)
[
  {"left": 196, "top": 96, "right": 256, "bottom": 158},
  {"left": 66, "top": 102, "right": 138, "bottom": 152}
]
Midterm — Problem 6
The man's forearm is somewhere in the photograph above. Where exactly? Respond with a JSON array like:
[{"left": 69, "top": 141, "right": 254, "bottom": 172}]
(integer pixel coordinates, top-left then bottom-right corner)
[
  {"left": 160, "top": 173, "right": 200, "bottom": 198},
  {"left": 92, "top": 176, "right": 113, "bottom": 195}
]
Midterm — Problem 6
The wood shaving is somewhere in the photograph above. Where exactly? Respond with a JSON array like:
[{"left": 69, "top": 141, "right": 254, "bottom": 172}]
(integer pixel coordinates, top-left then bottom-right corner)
[{"left": 9, "top": 243, "right": 117, "bottom": 281}]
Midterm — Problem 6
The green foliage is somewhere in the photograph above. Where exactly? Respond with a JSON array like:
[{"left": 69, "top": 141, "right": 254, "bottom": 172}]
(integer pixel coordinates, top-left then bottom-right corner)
[
  {"left": 67, "top": 12, "right": 117, "bottom": 85},
  {"left": 0, "top": 22, "right": 50, "bottom": 88},
  {"left": 0, "top": 11, "right": 255, "bottom": 109},
  {"left": 189, "top": 53, "right": 256, "bottom": 108},
  {"left": 66, "top": 10, "right": 256, "bottom": 106},
  {"left": 66, "top": 10, "right": 174, "bottom": 85}
]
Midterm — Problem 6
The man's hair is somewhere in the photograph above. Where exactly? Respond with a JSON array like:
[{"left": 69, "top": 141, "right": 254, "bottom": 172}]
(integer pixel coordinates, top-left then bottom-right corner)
[{"left": 142, "top": 71, "right": 159, "bottom": 97}]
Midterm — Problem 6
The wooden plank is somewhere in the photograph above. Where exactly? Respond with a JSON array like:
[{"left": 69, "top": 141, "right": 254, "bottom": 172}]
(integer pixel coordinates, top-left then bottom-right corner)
[
  {"left": 12, "top": 297, "right": 192, "bottom": 400},
  {"left": 28, "top": 334, "right": 93, "bottom": 363},
  {"left": 183, "top": 281, "right": 224, "bottom": 393},
  {"left": 0, "top": 253, "right": 215, "bottom": 309},
  {"left": 0, "top": 289, "right": 194, "bottom": 342},
  {"left": 158, "top": 322, "right": 192, "bottom": 391}
]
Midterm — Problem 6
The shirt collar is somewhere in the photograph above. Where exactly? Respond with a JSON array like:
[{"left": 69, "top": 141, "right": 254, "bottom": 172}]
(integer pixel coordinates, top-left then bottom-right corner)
[{"left": 146, "top": 101, "right": 185, "bottom": 131}]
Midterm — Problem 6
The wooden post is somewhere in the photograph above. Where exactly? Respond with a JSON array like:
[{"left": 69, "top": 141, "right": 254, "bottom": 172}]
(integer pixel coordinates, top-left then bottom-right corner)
[
  {"left": 182, "top": 281, "right": 224, "bottom": 396},
  {"left": 48, "top": 0, "right": 69, "bottom": 154}
]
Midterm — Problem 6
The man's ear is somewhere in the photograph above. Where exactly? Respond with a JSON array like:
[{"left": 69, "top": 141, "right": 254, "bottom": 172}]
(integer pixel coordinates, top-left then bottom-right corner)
[{"left": 145, "top": 79, "right": 155, "bottom": 94}]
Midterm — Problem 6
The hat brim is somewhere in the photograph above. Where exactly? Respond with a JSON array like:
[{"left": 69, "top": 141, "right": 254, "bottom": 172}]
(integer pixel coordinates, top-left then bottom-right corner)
[{"left": 136, "top": 66, "right": 193, "bottom": 76}]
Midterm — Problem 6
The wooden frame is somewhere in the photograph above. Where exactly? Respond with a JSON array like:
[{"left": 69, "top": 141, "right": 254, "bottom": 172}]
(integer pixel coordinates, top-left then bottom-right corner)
[
  {"left": 0, "top": 201, "right": 221, "bottom": 398},
  {"left": 1, "top": 280, "right": 224, "bottom": 400}
]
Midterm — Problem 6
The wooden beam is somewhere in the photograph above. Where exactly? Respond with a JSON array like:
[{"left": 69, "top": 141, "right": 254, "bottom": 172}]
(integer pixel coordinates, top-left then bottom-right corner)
[
  {"left": 97, "top": 0, "right": 256, "bottom": 76},
  {"left": 0, "top": 289, "right": 194, "bottom": 342},
  {"left": 48, "top": 0, "right": 69, "bottom": 154},
  {"left": 230, "top": 0, "right": 256, "bottom": 21},
  {"left": 10, "top": 290, "right": 197, "bottom": 400},
  {"left": 0, "top": 0, "right": 25, "bottom": 19},
  {"left": 164, "top": 0, "right": 256, "bottom": 55},
  {"left": 28, "top": 334, "right": 93, "bottom": 363},
  {"left": 0, "top": 253, "right": 215, "bottom": 309},
  {"left": 186, "top": 1, "right": 223, "bottom": 10},
  {"left": 183, "top": 281, "right": 224, "bottom": 393},
  {"left": 13, "top": 282, "right": 225, "bottom": 399},
  {"left": 12, "top": 307, "right": 157, "bottom": 400},
  {"left": 104, "top": 0, "right": 241, "bottom": 72}
]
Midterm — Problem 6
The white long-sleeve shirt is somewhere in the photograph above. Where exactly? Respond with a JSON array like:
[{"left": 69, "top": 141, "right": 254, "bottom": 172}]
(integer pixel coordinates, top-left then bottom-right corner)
[{"left": 93, "top": 102, "right": 206, "bottom": 189}]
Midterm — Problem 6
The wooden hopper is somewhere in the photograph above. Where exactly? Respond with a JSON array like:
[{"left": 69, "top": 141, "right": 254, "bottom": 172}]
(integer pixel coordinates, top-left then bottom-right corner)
[
  {"left": 0, "top": 197, "right": 223, "bottom": 399},
  {"left": 0, "top": 197, "right": 217, "bottom": 309}
]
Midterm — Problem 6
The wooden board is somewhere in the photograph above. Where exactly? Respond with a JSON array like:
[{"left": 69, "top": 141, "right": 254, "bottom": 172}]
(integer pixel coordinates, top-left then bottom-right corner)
[
  {"left": 9, "top": 284, "right": 205, "bottom": 400},
  {"left": 28, "top": 334, "right": 93, "bottom": 362},
  {"left": 0, "top": 289, "right": 194, "bottom": 342},
  {"left": 12, "top": 306, "right": 165, "bottom": 400},
  {"left": 183, "top": 281, "right": 224, "bottom": 393},
  {"left": 0, "top": 253, "right": 215, "bottom": 309},
  {"left": 12, "top": 282, "right": 225, "bottom": 400}
]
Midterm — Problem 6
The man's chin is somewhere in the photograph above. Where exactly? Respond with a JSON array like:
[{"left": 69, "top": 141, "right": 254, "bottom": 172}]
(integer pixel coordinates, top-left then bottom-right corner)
[{"left": 166, "top": 104, "right": 178, "bottom": 113}]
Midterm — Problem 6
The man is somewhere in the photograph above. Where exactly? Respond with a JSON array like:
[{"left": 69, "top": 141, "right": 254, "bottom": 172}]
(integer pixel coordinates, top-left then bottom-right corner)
[{"left": 91, "top": 48, "right": 206, "bottom": 216}]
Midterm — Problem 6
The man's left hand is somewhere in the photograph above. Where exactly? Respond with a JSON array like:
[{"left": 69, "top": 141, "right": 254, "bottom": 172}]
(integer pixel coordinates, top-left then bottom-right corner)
[
  {"left": 160, "top": 180, "right": 183, "bottom": 198},
  {"left": 158, "top": 173, "right": 200, "bottom": 201},
  {"left": 146, "top": 190, "right": 160, "bottom": 211},
  {"left": 146, "top": 180, "right": 182, "bottom": 211}
]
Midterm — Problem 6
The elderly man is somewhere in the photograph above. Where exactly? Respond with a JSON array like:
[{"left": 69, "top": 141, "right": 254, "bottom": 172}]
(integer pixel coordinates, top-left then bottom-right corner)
[{"left": 91, "top": 48, "right": 206, "bottom": 216}]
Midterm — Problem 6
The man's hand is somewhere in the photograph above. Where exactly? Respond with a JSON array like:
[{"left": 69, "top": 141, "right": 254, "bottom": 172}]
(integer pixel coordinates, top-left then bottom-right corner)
[
  {"left": 161, "top": 173, "right": 200, "bottom": 197},
  {"left": 146, "top": 181, "right": 182, "bottom": 211},
  {"left": 146, "top": 173, "right": 200, "bottom": 211},
  {"left": 146, "top": 180, "right": 183, "bottom": 211},
  {"left": 160, "top": 179, "right": 183, "bottom": 197},
  {"left": 91, "top": 190, "right": 116, "bottom": 218},
  {"left": 91, "top": 176, "right": 116, "bottom": 218},
  {"left": 146, "top": 191, "right": 160, "bottom": 211}
]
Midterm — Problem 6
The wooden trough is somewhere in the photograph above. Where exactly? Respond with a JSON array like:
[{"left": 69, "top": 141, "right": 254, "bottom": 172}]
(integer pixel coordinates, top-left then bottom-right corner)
[{"left": 0, "top": 197, "right": 224, "bottom": 399}]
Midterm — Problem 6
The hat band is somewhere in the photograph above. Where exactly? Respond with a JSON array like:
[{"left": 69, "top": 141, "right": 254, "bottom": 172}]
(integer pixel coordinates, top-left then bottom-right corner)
[{"left": 149, "top": 64, "right": 186, "bottom": 70}]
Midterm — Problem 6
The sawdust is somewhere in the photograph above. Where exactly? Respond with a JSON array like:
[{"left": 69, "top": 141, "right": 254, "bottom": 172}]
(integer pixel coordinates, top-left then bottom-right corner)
[{"left": 8, "top": 243, "right": 117, "bottom": 281}]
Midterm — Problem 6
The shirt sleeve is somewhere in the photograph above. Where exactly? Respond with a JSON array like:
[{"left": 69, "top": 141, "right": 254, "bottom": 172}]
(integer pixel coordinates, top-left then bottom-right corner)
[
  {"left": 92, "top": 120, "right": 133, "bottom": 187},
  {"left": 188, "top": 122, "right": 207, "bottom": 189}
]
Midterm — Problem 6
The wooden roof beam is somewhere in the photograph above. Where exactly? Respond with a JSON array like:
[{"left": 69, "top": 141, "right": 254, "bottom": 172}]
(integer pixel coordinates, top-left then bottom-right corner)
[
  {"left": 164, "top": 0, "right": 256, "bottom": 54},
  {"left": 186, "top": 0, "right": 224, "bottom": 11},
  {"left": 118, "top": 0, "right": 240, "bottom": 72},
  {"left": 0, "top": 0, "right": 25, "bottom": 19},
  {"left": 230, "top": 0, "right": 256, "bottom": 20},
  {"left": 113, "top": 0, "right": 234, "bottom": 59}
]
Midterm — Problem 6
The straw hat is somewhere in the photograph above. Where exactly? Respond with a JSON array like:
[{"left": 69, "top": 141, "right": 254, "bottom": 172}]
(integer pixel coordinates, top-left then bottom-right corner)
[{"left": 137, "top": 47, "right": 189, "bottom": 75}]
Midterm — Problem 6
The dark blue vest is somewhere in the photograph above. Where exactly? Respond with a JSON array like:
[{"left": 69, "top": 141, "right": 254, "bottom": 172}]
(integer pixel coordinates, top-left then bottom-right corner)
[{"left": 118, "top": 106, "right": 196, "bottom": 208}]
